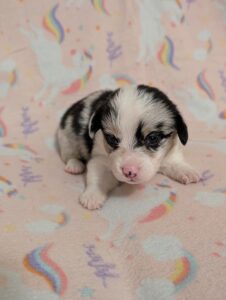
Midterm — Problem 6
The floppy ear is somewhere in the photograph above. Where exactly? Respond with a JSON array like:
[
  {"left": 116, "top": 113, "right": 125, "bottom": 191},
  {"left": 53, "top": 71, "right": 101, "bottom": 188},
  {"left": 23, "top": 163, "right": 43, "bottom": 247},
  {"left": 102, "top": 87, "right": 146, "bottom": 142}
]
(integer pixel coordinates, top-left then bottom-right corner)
[
  {"left": 88, "top": 109, "right": 102, "bottom": 139},
  {"left": 88, "top": 89, "right": 119, "bottom": 138},
  {"left": 175, "top": 113, "right": 188, "bottom": 145}
]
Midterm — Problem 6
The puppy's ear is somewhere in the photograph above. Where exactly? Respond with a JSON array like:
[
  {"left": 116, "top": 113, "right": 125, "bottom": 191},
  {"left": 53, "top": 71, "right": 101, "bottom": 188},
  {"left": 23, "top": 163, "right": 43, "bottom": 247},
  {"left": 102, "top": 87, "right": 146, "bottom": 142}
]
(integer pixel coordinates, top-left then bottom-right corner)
[
  {"left": 88, "top": 110, "right": 102, "bottom": 139},
  {"left": 175, "top": 113, "right": 188, "bottom": 145},
  {"left": 88, "top": 89, "right": 120, "bottom": 138}
]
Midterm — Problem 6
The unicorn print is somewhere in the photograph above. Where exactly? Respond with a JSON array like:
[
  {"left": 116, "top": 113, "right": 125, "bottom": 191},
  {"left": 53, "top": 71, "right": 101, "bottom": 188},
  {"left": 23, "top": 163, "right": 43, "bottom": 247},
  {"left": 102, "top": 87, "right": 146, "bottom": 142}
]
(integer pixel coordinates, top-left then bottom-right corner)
[
  {"left": 137, "top": 235, "right": 197, "bottom": 297},
  {"left": 98, "top": 186, "right": 171, "bottom": 244},
  {"left": 0, "top": 268, "right": 60, "bottom": 300},
  {"left": 137, "top": 278, "right": 175, "bottom": 300},
  {"left": 177, "top": 87, "right": 224, "bottom": 127},
  {"left": 20, "top": 25, "right": 93, "bottom": 105},
  {"left": 99, "top": 74, "right": 118, "bottom": 89},
  {"left": 191, "top": 139, "right": 226, "bottom": 154},
  {"left": 66, "top": 0, "right": 86, "bottom": 6},
  {"left": 136, "top": 0, "right": 183, "bottom": 62},
  {"left": 195, "top": 189, "right": 226, "bottom": 207}
]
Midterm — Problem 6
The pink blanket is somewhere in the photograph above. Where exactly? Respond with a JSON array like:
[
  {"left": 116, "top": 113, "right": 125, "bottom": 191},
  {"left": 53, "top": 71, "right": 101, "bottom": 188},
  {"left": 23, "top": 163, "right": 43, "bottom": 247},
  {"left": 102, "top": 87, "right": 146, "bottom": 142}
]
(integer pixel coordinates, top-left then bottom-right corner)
[{"left": 0, "top": 1, "right": 226, "bottom": 299}]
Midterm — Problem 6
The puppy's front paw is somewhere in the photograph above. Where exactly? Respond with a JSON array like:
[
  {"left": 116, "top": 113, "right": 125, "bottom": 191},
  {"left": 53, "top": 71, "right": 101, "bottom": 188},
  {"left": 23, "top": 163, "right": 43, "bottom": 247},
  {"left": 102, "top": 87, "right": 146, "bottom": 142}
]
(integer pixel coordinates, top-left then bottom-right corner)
[
  {"left": 79, "top": 190, "right": 106, "bottom": 210},
  {"left": 174, "top": 166, "right": 200, "bottom": 185}
]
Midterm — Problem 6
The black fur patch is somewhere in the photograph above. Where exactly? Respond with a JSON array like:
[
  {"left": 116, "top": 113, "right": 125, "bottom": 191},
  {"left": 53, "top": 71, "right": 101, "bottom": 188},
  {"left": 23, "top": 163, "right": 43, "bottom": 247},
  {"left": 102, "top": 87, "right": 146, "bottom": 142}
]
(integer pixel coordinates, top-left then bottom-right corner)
[
  {"left": 60, "top": 98, "right": 85, "bottom": 134},
  {"left": 90, "top": 89, "right": 119, "bottom": 135},
  {"left": 84, "top": 89, "right": 119, "bottom": 153},
  {"left": 137, "top": 85, "right": 188, "bottom": 145},
  {"left": 83, "top": 128, "right": 93, "bottom": 154},
  {"left": 156, "top": 122, "right": 164, "bottom": 130},
  {"left": 103, "top": 132, "right": 120, "bottom": 150},
  {"left": 134, "top": 121, "right": 145, "bottom": 148},
  {"left": 84, "top": 90, "right": 116, "bottom": 153}
]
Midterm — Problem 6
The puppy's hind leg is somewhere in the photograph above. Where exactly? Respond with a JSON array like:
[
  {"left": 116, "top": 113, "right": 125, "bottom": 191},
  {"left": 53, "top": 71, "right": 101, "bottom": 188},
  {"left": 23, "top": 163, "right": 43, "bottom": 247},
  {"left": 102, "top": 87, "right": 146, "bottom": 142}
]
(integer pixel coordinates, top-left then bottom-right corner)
[
  {"left": 65, "top": 158, "right": 85, "bottom": 175},
  {"left": 56, "top": 128, "right": 85, "bottom": 175}
]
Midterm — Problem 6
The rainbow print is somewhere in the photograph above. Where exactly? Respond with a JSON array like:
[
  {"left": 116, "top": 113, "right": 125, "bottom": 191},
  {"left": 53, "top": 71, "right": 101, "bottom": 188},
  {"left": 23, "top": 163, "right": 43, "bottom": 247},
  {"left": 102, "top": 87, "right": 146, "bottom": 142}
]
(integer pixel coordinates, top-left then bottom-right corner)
[
  {"left": 169, "top": 251, "right": 197, "bottom": 292},
  {"left": 90, "top": 0, "right": 110, "bottom": 15},
  {"left": 214, "top": 187, "right": 226, "bottom": 194},
  {"left": 219, "top": 110, "right": 226, "bottom": 119},
  {"left": 0, "top": 69, "right": 17, "bottom": 87},
  {"left": 139, "top": 192, "right": 176, "bottom": 223},
  {"left": 0, "top": 176, "right": 17, "bottom": 197},
  {"left": 43, "top": 4, "right": 65, "bottom": 44},
  {"left": 158, "top": 36, "right": 180, "bottom": 70},
  {"left": 8, "top": 69, "right": 17, "bottom": 87},
  {"left": 2, "top": 143, "right": 37, "bottom": 155},
  {"left": 24, "top": 244, "right": 67, "bottom": 295},
  {"left": 207, "top": 39, "right": 212, "bottom": 53},
  {"left": 196, "top": 70, "right": 215, "bottom": 100},
  {"left": 0, "top": 107, "right": 7, "bottom": 137},
  {"left": 54, "top": 212, "right": 69, "bottom": 226},
  {"left": 62, "top": 65, "right": 93, "bottom": 95},
  {"left": 175, "top": 0, "right": 183, "bottom": 9},
  {"left": 83, "top": 49, "right": 93, "bottom": 60},
  {"left": 112, "top": 74, "right": 136, "bottom": 87}
]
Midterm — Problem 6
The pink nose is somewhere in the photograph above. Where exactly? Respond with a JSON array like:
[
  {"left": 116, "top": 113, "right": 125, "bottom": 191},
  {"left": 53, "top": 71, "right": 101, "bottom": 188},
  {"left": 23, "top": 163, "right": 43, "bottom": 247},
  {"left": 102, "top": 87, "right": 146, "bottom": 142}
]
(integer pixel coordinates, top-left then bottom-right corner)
[{"left": 122, "top": 165, "right": 139, "bottom": 179}]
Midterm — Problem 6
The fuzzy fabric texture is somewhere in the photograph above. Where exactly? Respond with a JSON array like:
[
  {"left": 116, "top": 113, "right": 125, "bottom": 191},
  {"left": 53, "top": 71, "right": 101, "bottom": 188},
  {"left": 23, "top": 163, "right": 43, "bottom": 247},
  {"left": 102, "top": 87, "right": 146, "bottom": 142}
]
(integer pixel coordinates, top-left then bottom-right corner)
[{"left": 0, "top": 1, "right": 225, "bottom": 299}]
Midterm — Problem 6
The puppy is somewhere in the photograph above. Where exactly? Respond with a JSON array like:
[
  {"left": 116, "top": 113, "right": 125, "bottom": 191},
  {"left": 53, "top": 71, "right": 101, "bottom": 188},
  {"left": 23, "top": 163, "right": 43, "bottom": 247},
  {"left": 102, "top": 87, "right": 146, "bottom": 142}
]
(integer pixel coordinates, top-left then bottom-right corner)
[{"left": 56, "top": 85, "right": 200, "bottom": 210}]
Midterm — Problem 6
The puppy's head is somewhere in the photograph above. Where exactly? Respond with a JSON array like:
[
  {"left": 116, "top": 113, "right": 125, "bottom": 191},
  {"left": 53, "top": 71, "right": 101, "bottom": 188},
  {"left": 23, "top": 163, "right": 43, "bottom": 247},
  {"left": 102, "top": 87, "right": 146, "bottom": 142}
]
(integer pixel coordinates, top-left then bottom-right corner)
[{"left": 89, "top": 85, "right": 188, "bottom": 184}]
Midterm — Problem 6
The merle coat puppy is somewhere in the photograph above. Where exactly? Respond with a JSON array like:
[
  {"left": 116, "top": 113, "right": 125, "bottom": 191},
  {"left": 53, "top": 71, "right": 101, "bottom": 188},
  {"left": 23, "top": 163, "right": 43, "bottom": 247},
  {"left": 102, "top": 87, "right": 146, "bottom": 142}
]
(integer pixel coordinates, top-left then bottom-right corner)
[{"left": 56, "top": 85, "right": 200, "bottom": 209}]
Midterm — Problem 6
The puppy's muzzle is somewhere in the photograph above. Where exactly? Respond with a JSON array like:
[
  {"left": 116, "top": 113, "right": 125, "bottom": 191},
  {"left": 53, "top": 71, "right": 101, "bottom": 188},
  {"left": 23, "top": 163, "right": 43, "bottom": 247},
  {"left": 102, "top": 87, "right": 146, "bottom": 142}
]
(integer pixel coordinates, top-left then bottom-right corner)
[{"left": 121, "top": 164, "right": 139, "bottom": 180}]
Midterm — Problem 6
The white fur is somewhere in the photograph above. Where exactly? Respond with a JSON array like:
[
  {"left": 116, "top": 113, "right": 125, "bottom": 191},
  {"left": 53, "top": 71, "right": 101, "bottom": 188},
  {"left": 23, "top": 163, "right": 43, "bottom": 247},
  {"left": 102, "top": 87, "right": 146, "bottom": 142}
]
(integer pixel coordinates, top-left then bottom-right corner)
[
  {"left": 159, "top": 138, "right": 200, "bottom": 184},
  {"left": 79, "top": 130, "right": 118, "bottom": 209},
  {"left": 101, "top": 87, "right": 174, "bottom": 184},
  {"left": 65, "top": 158, "right": 85, "bottom": 174}
]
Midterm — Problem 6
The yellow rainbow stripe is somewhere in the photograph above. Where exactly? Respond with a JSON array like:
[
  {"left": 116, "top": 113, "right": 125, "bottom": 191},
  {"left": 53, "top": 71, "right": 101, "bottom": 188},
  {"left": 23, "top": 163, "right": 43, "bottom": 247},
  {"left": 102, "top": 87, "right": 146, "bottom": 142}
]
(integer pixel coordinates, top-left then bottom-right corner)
[
  {"left": 43, "top": 4, "right": 65, "bottom": 44},
  {"left": 219, "top": 110, "right": 226, "bottom": 119},
  {"left": 0, "top": 176, "right": 18, "bottom": 197},
  {"left": 176, "top": 0, "right": 183, "bottom": 8},
  {"left": 90, "top": 0, "right": 110, "bottom": 15},
  {"left": 8, "top": 70, "right": 17, "bottom": 86},
  {"left": 169, "top": 251, "right": 197, "bottom": 292},
  {"left": 24, "top": 244, "right": 67, "bottom": 295},
  {"left": 54, "top": 212, "right": 68, "bottom": 226},
  {"left": 112, "top": 74, "right": 136, "bottom": 87},
  {"left": 158, "top": 36, "right": 180, "bottom": 70},
  {"left": 170, "top": 257, "right": 189, "bottom": 285},
  {"left": 3, "top": 143, "right": 37, "bottom": 155},
  {"left": 62, "top": 65, "right": 92, "bottom": 95},
  {"left": 139, "top": 192, "right": 176, "bottom": 223}
]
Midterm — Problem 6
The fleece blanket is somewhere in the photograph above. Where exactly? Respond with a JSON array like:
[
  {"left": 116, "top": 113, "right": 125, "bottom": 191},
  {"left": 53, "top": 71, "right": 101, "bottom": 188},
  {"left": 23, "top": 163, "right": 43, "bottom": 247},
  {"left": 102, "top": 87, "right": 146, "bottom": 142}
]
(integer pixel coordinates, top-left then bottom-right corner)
[{"left": 0, "top": 1, "right": 226, "bottom": 299}]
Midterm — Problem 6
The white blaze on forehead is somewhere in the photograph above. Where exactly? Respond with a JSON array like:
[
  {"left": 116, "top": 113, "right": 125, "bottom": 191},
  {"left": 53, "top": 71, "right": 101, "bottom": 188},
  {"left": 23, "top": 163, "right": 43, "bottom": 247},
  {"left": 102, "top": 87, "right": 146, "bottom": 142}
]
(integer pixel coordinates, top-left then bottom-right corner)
[
  {"left": 112, "top": 86, "right": 174, "bottom": 148},
  {"left": 112, "top": 86, "right": 148, "bottom": 148}
]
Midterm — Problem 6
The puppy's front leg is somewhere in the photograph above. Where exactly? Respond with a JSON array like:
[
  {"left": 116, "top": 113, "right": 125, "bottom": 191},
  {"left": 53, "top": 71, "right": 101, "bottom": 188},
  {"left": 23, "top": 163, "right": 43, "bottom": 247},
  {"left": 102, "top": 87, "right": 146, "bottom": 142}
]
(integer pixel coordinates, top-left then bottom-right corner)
[
  {"left": 159, "top": 144, "right": 200, "bottom": 185},
  {"left": 79, "top": 156, "right": 118, "bottom": 210}
]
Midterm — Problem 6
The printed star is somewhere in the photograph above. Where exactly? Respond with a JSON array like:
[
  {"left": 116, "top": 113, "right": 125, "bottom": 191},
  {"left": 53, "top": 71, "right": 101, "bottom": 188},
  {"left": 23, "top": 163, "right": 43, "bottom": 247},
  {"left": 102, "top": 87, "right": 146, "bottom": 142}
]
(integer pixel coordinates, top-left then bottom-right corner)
[
  {"left": 83, "top": 211, "right": 92, "bottom": 220},
  {"left": 3, "top": 224, "right": 16, "bottom": 232},
  {"left": 79, "top": 286, "right": 95, "bottom": 298},
  {"left": 128, "top": 234, "right": 136, "bottom": 240}
]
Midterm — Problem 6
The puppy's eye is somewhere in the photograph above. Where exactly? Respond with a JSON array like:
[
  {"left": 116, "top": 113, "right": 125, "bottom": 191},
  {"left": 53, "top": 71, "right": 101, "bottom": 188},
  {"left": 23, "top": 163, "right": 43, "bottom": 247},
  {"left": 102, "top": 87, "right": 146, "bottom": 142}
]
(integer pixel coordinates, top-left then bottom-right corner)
[
  {"left": 104, "top": 134, "right": 119, "bottom": 148},
  {"left": 145, "top": 132, "right": 161, "bottom": 149}
]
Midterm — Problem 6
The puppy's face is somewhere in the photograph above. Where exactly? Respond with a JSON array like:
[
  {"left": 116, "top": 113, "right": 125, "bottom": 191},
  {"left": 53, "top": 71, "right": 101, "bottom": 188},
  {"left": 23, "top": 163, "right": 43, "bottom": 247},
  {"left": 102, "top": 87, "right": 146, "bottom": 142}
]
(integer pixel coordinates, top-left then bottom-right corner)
[{"left": 90, "top": 85, "right": 188, "bottom": 184}]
